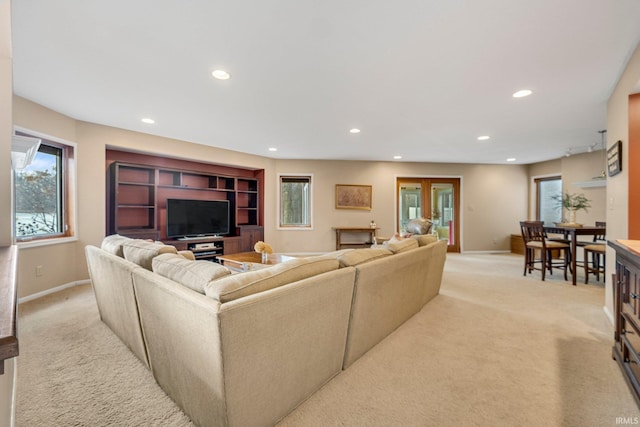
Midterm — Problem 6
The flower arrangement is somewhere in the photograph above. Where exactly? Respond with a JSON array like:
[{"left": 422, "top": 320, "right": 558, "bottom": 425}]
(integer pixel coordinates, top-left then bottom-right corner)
[
  {"left": 254, "top": 241, "right": 273, "bottom": 254},
  {"left": 552, "top": 192, "right": 591, "bottom": 212},
  {"left": 551, "top": 192, "right": 591, "bottom": 224}
]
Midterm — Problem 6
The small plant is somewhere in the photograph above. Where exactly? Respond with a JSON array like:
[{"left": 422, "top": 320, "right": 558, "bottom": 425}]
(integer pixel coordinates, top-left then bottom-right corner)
[{"left": 552, "top": 192, "right": 591, "bottom": 212}]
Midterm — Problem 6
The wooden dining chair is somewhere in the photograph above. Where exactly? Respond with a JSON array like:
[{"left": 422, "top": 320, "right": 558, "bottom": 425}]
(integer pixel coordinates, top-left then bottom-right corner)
[
  {"left": 520, "top": 221, "right": 570, "bottom": 281},
  {"left": 520, "top": 220, "right": 541, "bottom": 276},
  {"left": 584, "top": 221, "right": 606, "bottom": 283}
]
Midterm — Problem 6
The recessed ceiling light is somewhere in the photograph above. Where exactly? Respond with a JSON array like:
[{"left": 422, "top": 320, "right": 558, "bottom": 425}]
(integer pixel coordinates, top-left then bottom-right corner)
[
  {"left": 393, "top": 155, "right": 402, "bottom": 160},
  {"left": 512, "top": 89, "right": 532, "bottom": 98},
  {"left": 141, "top": 118, "right": 155, "bottom": 124},
  {"left": 212, "top": 69, "right": 231, "bottom": 80},
  {"left": 477, "top": 135, "right": 490, "bottom": 141},
  {"left": 349, "top": 128, "right": 361, "bottom": 134},
  {"left": 268, "top": 147, "right": 277, "bottom": 152},
  {"left": 506, "top": 158, "right": 516, "bottom": 162}
]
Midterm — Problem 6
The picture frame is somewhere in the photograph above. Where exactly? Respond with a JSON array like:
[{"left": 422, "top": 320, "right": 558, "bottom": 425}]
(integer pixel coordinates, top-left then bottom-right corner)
[
  {"left": 607, "top": 140, "right": 622, "bottom": 177},
  {"left": 335, "top": 184, "right": 372, "bottom": 210}
]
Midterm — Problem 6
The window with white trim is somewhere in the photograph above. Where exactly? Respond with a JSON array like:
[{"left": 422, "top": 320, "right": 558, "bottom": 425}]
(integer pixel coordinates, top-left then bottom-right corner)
[
  {"left": 13, "top": 130, "right": 76, "bottom": 243},
  {"left": 535, "top": 176, "right": 562, "bottom": 226},
  {"left": 278, "top": 174, "right": 312, "bottom": 229}
]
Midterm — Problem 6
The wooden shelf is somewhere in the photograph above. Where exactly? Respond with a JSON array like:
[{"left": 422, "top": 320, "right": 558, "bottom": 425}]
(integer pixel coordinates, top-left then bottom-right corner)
[
  {"left": 107, "top": 151, "right": 265, "bottom": 255},
  {"left": 332, "top": 227, "right": 379, "bottom": 250}
]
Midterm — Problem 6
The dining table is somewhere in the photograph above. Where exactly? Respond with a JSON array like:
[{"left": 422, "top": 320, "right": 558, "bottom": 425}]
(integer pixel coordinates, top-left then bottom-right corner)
[{"left": 543, "top": 224, "right": 607, "bottom": 286}]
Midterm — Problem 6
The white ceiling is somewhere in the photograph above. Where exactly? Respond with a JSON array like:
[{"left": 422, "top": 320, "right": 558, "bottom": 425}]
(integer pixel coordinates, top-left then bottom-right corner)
[{"left": 10, "top": 0, "right": 640, "bottom": 164}]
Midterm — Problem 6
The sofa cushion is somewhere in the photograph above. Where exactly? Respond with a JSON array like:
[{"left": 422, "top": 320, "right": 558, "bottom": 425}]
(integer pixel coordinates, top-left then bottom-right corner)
[
  {"left": 319, "top": 249, "right": 354, "bottom": 259},
  {"left": 122, "top": 240, "right": 178, "bottom": 270},
  {"left": 385, "top": 238, "right": 419, "bottom": 254},
  {"left": 204, "top": 256, "right": 338, "bottom": 303},
  {"left": 101, "top": 234, "right": 132, "bottom": 257},
  {"left": 337, "top": 248, "right": 393, "bottom": 267},
  {"left": 152, "top": 253, "right": 231, "bottom": 294},
  {"left": 411, "top": 234, "right": 438, "bottom": 247},
  {"left": 177, "top": 250, "right": 196, "bottom": 260}
]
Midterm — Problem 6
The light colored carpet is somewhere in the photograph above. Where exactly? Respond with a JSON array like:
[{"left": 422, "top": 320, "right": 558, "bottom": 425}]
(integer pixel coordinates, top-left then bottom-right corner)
[
  {"left": 16, "top": 253, "right": 640, "bottom": 426},
  {"left": 16, "top": 283, "right": 194, "bottom": 426}
]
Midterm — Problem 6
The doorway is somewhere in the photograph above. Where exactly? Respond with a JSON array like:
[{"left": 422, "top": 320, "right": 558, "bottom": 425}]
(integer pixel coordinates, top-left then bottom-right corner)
[{"left": 396, "top": 177, "right": 460, "bottom": 252}]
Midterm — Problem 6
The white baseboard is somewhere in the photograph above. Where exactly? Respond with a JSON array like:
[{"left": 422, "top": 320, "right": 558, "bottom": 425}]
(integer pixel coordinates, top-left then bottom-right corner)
[
  {"left": 603, "top": 305, "right": 615, "bottom": 327},
  {"left": 18, "top": 279, "right": 90, "bottom": 304}
]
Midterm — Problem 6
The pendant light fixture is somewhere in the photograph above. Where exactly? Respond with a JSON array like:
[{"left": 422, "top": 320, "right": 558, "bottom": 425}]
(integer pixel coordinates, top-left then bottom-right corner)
[{"left": 597, "top": 129, "right": 606, "bottom": 179}]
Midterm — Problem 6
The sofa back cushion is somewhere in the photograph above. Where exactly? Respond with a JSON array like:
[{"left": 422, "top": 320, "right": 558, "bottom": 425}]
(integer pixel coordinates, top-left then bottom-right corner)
[
  {"left": 385, "top": 238, "right": 419, "bottom": 254},
  {"left": 101, "top": 234, "right": 132, "bottom": 257},
  {"left": 204, "top": 256, "right": 338, "bottom": 303},
  {"left": 152, "top": 253, "right": 231, "bottom": 294},
  {"left": 411, "top": 234, "right": 438, "bottom": 247},
  {"left": 122, "top": 240, "right": 178, "bottom": 270},
  {"left": 337, "top": 248, "right": 393, "bottom": 267}
]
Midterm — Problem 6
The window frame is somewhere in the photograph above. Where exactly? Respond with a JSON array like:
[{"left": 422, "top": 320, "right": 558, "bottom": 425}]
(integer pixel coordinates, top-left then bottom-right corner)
[
  {"left": 277, "top": 173, "right": 313, "bottom": 230},
  {"left": 534, "top": 175, "right": 562, "bottom": 226},
  {"left": 12, "top": 127, "right": 78, "bottom": 247}
]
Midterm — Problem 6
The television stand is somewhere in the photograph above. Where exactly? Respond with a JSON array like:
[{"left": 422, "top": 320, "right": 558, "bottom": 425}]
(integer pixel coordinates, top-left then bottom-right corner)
[
  {"left": 165, "top": 232, "right": 260, "bottom": 261},
  {"left": 178, "top": 235, "right": 222, "bottom": 241},
  {"left": 173, "top": 237, "right": 225, "bottom": 261}
]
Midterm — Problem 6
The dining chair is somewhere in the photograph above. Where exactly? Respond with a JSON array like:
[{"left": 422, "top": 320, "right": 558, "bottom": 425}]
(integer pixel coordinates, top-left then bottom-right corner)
[
  {"left": 520, "top": 220, "right": 540, "bottom": 276},
  {"left": 520, "top": 221, "right": 570, "bottom": 281},
  {"left": 584, "top": 221, "right": 606, "bottom": 283}
]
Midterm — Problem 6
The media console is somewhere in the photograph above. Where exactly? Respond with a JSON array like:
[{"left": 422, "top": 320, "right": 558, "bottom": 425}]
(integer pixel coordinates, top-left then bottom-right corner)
[{"left": 165, "top": 233, "right": 269, "bottom": 262}]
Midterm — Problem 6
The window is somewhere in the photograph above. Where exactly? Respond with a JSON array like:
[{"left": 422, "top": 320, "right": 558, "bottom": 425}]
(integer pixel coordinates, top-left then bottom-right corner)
[
  {"left": 535, "top": 176, "right": 562, "bottom": 226},
  {"left": 278, "top": 174, "right": 312, "bottom": 229},
  {"left": 13, "top": 129, "right": 76, "bottom": 243}
]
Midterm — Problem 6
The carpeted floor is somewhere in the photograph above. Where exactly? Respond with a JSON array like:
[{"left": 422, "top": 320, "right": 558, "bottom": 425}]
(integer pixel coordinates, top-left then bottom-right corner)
[
  {"left": 16, "top": 283, "right": 193, "bottom": 426},
  {"left": 16, "top": 253, "right": 640, "bottom": 426}
]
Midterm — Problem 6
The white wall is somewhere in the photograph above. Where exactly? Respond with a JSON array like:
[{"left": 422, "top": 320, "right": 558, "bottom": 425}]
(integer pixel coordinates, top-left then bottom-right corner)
[
  {"left": 1, "top": 1, "right": 16, "bottom": 425},
  {"left": 605, "top": 41, "right": 640, "bottom": 318},
  {"left": 560, "top": 151, "right": 607, "bottom": 225},
  {"left": 273, "top": 159, "right": 529, "bottom": 253},
  {"left": 0, "top": 0, "right": 11, "bottom": 245}
]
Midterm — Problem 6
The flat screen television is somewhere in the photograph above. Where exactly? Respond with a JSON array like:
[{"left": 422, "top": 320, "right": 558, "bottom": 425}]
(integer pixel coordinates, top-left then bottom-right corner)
[{"left": 166, "top": 198, "right": 230, "bottom": 239}]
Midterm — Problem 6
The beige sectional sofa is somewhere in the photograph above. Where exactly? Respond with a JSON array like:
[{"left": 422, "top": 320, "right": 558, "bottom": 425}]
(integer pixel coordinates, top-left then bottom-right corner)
[{"left": 85, "top": 234, "right": 447, "bottom": 427}]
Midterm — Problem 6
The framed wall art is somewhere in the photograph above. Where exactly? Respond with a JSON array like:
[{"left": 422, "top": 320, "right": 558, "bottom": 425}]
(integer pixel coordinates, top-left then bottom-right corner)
[
  {"left": 335, "top": 184, "right": 372, "bottom": 210},
  {"left": 607, "top": 140, "right": 622, "bottom": 177}
]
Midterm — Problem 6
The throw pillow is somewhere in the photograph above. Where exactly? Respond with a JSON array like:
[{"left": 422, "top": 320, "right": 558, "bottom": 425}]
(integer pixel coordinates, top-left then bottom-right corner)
[
  {"left": 101, "top": 234, "right": 132, "bottom": 257},
  {"left": 411, "top": 234, "right": 438, "bottom": 247},
  {"left": 122, "top": 240, "right": 177, "bottom": 270},
  {"left": 384, "top": 238, "right": 419, "bottom": 254},
  {"left": 405, "top": 218, "right": 433, "bottom": 235}
]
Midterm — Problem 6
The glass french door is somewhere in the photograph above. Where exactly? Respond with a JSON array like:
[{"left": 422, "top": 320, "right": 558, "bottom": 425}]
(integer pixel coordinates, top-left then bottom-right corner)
[{"left": 397, "top": 177, "right": 460, "bottom": 252}]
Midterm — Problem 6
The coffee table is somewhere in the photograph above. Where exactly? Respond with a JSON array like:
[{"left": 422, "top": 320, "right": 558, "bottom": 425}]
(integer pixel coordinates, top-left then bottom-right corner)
[{"left": 217, "top": 252, "right": 297, "bottom": 272}]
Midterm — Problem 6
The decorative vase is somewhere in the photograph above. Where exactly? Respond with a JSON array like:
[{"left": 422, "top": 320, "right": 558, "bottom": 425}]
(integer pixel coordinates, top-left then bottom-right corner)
[
  {"left": 568, "top": 208, "right": 577, "bottom": 224},
  {"left": 261, "top": 251, "right": 268, "bottom": 263}
]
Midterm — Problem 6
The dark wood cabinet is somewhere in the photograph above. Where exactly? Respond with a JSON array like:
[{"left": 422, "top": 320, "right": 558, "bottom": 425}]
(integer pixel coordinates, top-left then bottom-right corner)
[
  {"left": 237, "top": 225, "right": 265, "bottom": 253},
  {"left": 106, "top": 150, "right": 264, "bottom": 256},
  {"left": 610, "top": 239, "right": 640, "bottom": 408},
  {"left": 108, "top": 163, "right": 159, "bottom": 240}
]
